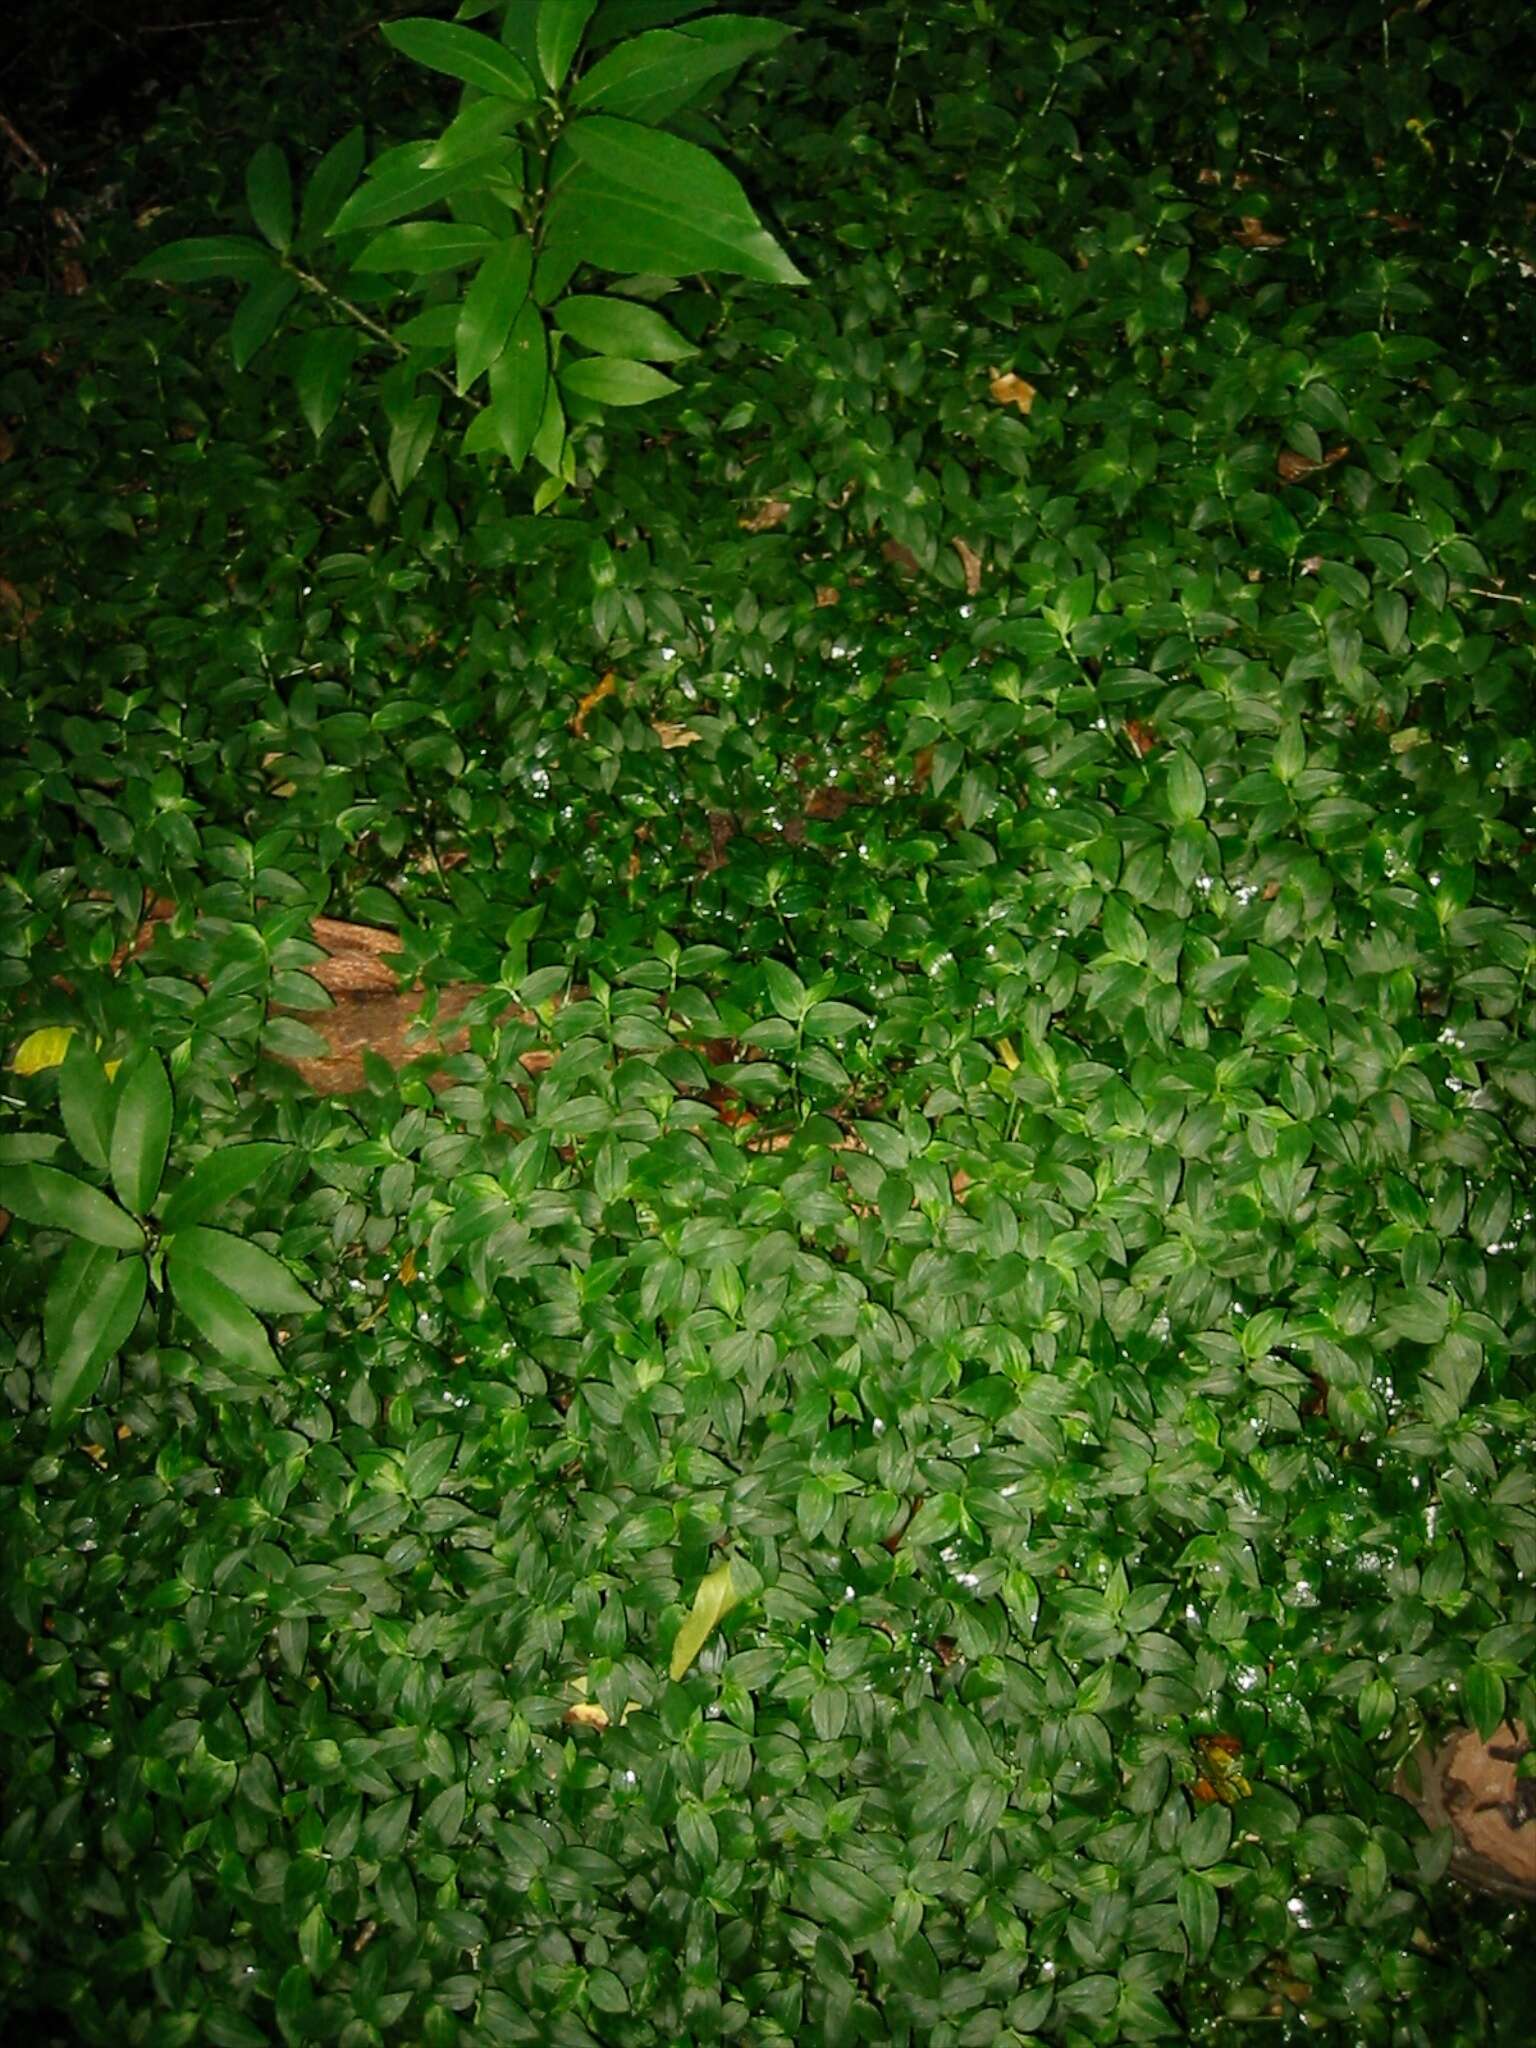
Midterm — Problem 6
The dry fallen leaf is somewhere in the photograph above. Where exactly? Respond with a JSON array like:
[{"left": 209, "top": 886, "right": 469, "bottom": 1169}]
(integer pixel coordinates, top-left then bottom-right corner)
[
  {"left": 1234, "top": 215, "right": 1286, "bottom": 248},
  {"left": 881, "top": 537, "right": 922, "bottom": 576},
  {"left": 1276, "top": 443, "right": 1350, "bottom": 483},
  {"left": 739, "top": 498, "right": 790, "bottom": 532},
  {"left": 952, "top": 537, "right": 983, "bottom": 595},
  {"left": 571, "top": 670, "right": 616, "bottom": 736},
  {"left": 1124, "top": 718, "right": 1159, "bottom": 758},
  {"left": 58, "top": 260, "right": 89, "bottom": 296},
  {"left": 814, "top": 585, "right": 839, "bottom": 607},
  {"left": 564, "top": 1700, "right": 610, "bottom": 1730},
  {"left": 652, "top": 720, "right": 701, "bottom": 750},
  {"left": 989, "top": 369, "right": 1037, "bottom": 414}
]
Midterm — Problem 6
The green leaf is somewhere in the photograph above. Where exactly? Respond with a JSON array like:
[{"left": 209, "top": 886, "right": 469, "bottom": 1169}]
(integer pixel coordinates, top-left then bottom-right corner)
[
  {"left": 45, "top": 1244, "right": 146, "bottom": 1432},
  {"left": 1177, "top": 1871, "right": 1219, "bottom": 1960},
  {"left": 170, "top": 1226, "right": 319, "bottom": 1316},
  {"left": 167, "top": 1250, "right": 281, "bottom": 1377},
  {"left": 552, "top": 293, "right": 697, "bottom": 360},
  {"left": 470, "top": 297, "right": 547, "bottom": 466},
  {"left": 789, "top": 1859, "right": 890, "bottom": 1943},
  {"left": 59, "top": 1037, "right": 114, "bottom": 1172},
  {"left": 1463, "top": 1663, "right": 1505, "bottom": 1742},
  {"left": 538, "top": 0, "right": 601, "bottom": 88},
  {"left": 328, "top": 152, "right": 513, "bottom": 238},
  {"left": 230, "top": 269, "right": 299, "bottom": 370},
  {"left": 129, "top": 236, "right": 277, "bottom": 284},
  {"left": 109, "top": 1052, "right": 172, "bottom": 1216},
  {"left": 668, "top": 1558, "right": 739, "bottom": 1680},
  {"left": 572, "top": 16, "right": 792, "bottom": 123},
  {"left": 388, "top": 393, "right": 441, "bottom": 493},
  {"left": 0, "top": 1164, "right": 144, "bottom": 1250},
  {"left": 299, "top": 125, "right": 366, "bottom": 246},
  {"left": 422, "top": 97, "right": 525, "bottom": 171},
  {"left": 381, "top": 18, "right": 537, "bottom": 99},
  {"left": 548, "top": 116, "right": 805, "bottom": 285},
  {"left": 762, "top": 958, "right": 808, "bottom": 1022},
  {"left": 160, "top": 1144, "right": 286, "bottom": 1232},
  {"left": 296, "top": 328, "right": 360, "bottom": 439},
  {"left": 559, "top": 356, "right": 679, "bottom": 406},
  {"left": 1166, "top": 750, "right": 1206, "bottom": 823},
  {"left": 352, "top": 222, "right": 495, "bottom": 275},
  {"left": 456, "top": 234, "right": 534, "bottom": 394},
  {"left": 245, "top": 143, "right": 293, "bottom": 252}
]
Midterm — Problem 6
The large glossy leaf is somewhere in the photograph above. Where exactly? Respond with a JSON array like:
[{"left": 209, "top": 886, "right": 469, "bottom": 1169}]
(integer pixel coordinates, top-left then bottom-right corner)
[
  {"left": 547, "top": 116, "right": 805, "bottom": 284},
  {"left": 571, "top": 16, "right": 793, "bottom": 123},
  {"left": 455, "top": 233, "right": 534, "bottom": 394},
  {"left": 381, "top": 18, "right": 537, "bottom": 99},
  {"left": 553, "top": 293, "right": 697, "bottom": 360},
  {"left": 129, "top": 236, "right": 277, "bottom": 284},
  {"left": 465, "top": 297, "right": 547, "bottom": 467},
  {"left": 423, "top": 97, "right": 525, "bottom": 170},
  {"left": 245, "top": 143, "right": 294, "bottom": 252},
  {"left": 58, "top": 1037, "right": 114, "bottom": 1172},
  {"left": 159, "top": 1143, "right": 287, "bottom": 1233},
  {"left": 328, "top": 152, "right": 514, "bottom": 238},
  {"left": 109, "top": 1052, "right": 172, "bottom": 1216},
  {"left": 171, "top": 1226, "right": 318, "bottom": 1316},
  {"left": 295, "top": 328, "right": 359, "bottom": 439},
  {"left": 299, "top": 124, "right": 366, "bottom": 245},
  {"left": 45, "top": 1244, "right": 147, "bottom": 1431},
  {"left": 352, "top": 223, "right": 495, "bottom": 275},
  {"left": 537, "top": 0, "right": 601, "bottom": 88},
  {"left": 167, "top": 1251, "right": 280, "bottom": 1377},
  {"left": 560, "top": 356, "right": 679, "bottom": 405},
  {"left": 0, "top": 1165, "right": 144, "bottom": 1250},
  {"left": 230, "top": 269, "right": 299, "bottom": 370}
]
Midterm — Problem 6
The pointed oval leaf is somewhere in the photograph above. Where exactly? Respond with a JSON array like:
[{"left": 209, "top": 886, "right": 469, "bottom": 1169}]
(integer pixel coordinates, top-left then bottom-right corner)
[
  {"left": 571, "top": 17, "right": 791, "bottom": 123},
  {"left": 423, "top": 96, "right": 525, "bottom": 170},
  {"left": 481, "top": 297, "right": 547, "bottom": 467},
  {"left": 0, "top": 1164, "right": 144, "bottom": 1250},
  {"left": 245, "top": 142, "right": 294, "bottom": 252},
  {"left": 456, "top": 233, "right": 534, "bottom": 393},
  {"left": 47, "top": 1246, "right": 147, "bottom": 1432},
  {"left": 352, "top": 222, "right": 495, "bottom": 275},
  {"left": 559, "top": 356, "right": 678, "bottom": 406},
  {"left": 388, "top": 392, "right": 442, "bottom": 493},
  {"left": 230, "top": 269, "right": 298, "bottom": 371},
  {"left": 300, "top": 125, "right": 367, "bottom": 247},
  {"left": 789, "top": 1859, "right": 890, "bottom": 1944},
  {"left": 129, "top": 236, "right": 277, "bottom": 284},
  {"left": 172, "top": 1226, "right": 319, "bottom": 1316},
  {"left": 159, "top": 1143, "right": 287, "bottom": 1233},
  {"left": 296, "top": 328, "right": 360, "bottom": 439},
  {"left": 12, "top": 1026, "right": 75, "bottom": 1075},
  {"left": 328, "top": 152, "right": 512, "bottom": 238},
  {"left": 553, "top": 293, "right": 697, "bottom": 360},
  {"left": 110, "top": 1051, "right": 172, "bottom": 1216},
  {"left": 168, "top": 1251, "right": 281, "bottom": 1377},
  {"left": 549, "top": 116, "right": 804, "bottom": 284},
  {"left": 669, "top": 1558, "right": 739, "bottom": 1680},
  {"left": 58, "top": 1037, "right": 114, "bottom": 1172},
  {"left": 538, "top": 0, "right": 601, "bottom": 87},
  {"left": 381, "top": 18, "right": 536, "bottom": 100}
]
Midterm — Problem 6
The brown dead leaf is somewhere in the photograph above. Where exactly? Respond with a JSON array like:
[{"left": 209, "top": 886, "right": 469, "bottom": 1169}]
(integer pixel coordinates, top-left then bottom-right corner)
[
  {"left": 814, "top": 585, "right": 840, "bottom": 607},
  {"left": 988, "top": 369, "right": 1037, "bottom": 414},
  {"left": 571, "top": 670, "right": 616, "bottom": 736},
  {"left": 739, "top": 498, "right": 790, "bottom": 532},
  {"left": 952, "top": 537, "right": 983, "bottom": 595},
  {"left": 1191, "top": 289, "right": 1211, "bottom": 320},
  {"left": 652, "top": 720, "right": 701, "bottom": 750},
  {"left": 1196, "top": 167, "right": 1222, "bottom": 185},
  {"left": 399, "top": 1248, "right": 418, "bottom": 1287},
  {"left": 1298, "top": 554, "right": 1324, "bottom": 574},
  {"left": 0, "top": 425, "right": 13, "bottom": 463},
  {"left": 1276, "top": 443, "right": 1350, "bottom": 483},
  {"left": 58, "top": 260, "right": 89, "bottom": 296},
  {"left": 1124, "top": 718, "right": 1159, "bottom": 758},
  {"left": 912, "top": 744, "right": 934, "bottom": 790},
  {"left": 881, "top": 537, "right": 922, "bottom": 576},
  {"left": 1234, "top": 215, "right": 1286, "bottom": 248}
]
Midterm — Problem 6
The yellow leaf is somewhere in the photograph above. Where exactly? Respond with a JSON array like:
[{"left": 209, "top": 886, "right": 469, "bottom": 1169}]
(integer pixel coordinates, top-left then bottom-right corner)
[
  {"left": 995, "top": 1037, "right": 1020, "bottom": 1072},
  {"left": 12, "top": 1027, "right": 75, "bottom": 1074},
  {"left": 103, "top": 1059, "right": 123, "bottom": 1080},
  {"left": 669, "top": 1558, "right": 739, "bottom": 1682}
]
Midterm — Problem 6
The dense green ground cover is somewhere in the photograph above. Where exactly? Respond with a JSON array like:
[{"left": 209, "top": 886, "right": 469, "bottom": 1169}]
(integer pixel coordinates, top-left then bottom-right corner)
[{"left": 1, "top": 2, "right": 1534, "bottom": 2042}]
